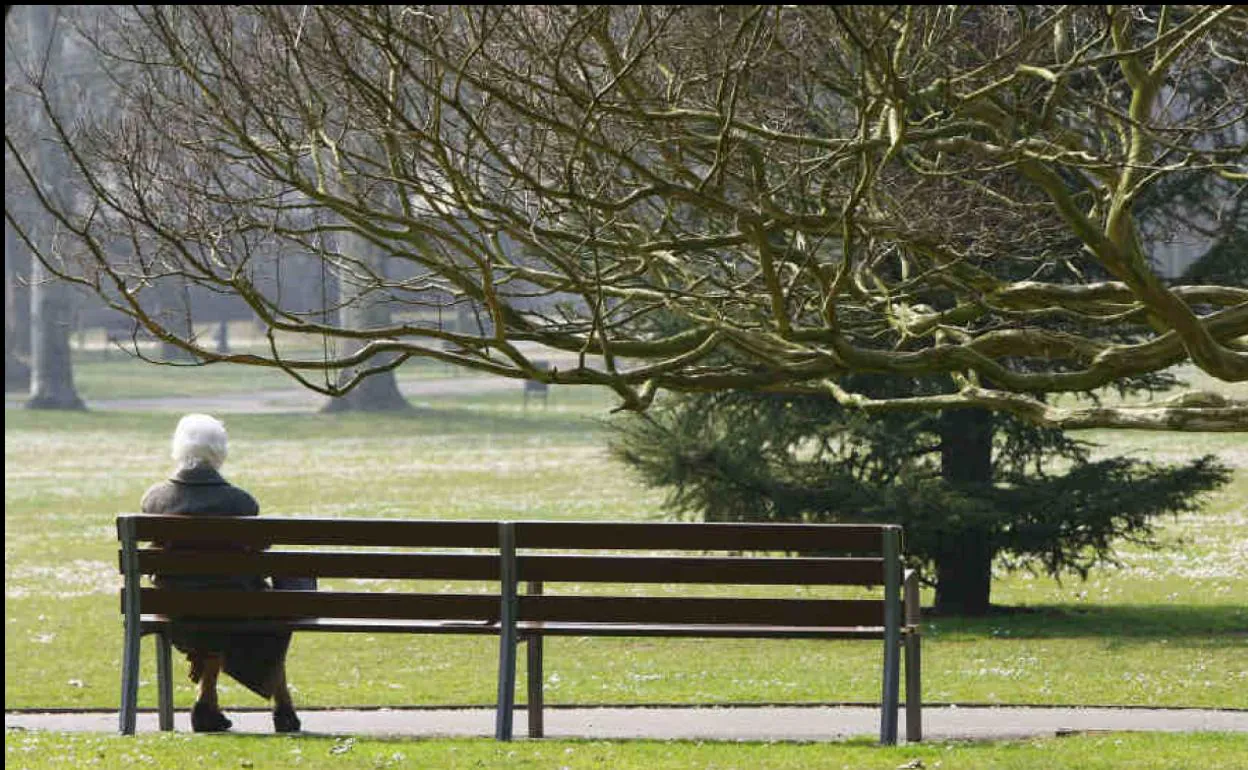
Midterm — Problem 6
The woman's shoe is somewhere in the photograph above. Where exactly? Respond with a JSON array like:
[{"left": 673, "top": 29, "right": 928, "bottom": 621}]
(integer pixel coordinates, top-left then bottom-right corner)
[
  {"left": 190, "top": 700, "right": 232, "bottom": 733},
  {"left": 273, "top": 703, "right": 301, "bottom": 733}
]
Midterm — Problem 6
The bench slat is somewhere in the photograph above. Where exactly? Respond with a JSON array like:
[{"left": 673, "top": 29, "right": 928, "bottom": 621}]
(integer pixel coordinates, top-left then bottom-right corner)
[
  {"left": 139, "top": 617, "right": 501, "bottom": 635},
  {"left": 134, "top": 591, "right": 889, "bottom": 626},
  {"left": 136, "top": 617, "right": 896, "bottom": 639},
  {"left": 518, "top": 595, "right": 885, "bottom": 627},
  {"left": 515, "top": 622, "right": 895, "bottom": 639},
  {"left": 136, "top": 550, "right": 502, "bottom": 581},
  {"left": 121, "top": 515, "right": 898, "bottom": 553},
  {"left": 516, "top": 551, "right": 888, "bottom": 581},
  {"left": 514, "top": 521, "right": 893, "bottom": 553},
  {"left": 136, "top": 589, "right": 498, "bottom": 621},
  {"left": 125, "top": 516, "right": 499, "bottom": 548},
  {"left": 133, "top": 551, "right": 887, "bottom": 586},
  {"left": 522, "top": 555, "right": 885, "bottom": 585}
]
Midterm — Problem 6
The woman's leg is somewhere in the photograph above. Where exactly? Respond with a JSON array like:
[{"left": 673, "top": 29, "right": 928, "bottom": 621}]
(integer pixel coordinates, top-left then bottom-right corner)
[
  {"left": 269, "top": 663, "right": 301, "bottom": 733},
  {"left": 269, "top": 664, "right": 294, "bottom": 710},
  {"left": 189, "top": 653, "right": 232, "bottom": 732},
  {"left": 196, "top": 655, "right": 222, "bottom": 709}
]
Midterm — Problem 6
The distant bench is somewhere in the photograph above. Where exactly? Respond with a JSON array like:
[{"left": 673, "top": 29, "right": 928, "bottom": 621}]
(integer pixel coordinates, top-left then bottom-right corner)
[{"left": 118, "top": 515, "right": 922, "bottom": 743}]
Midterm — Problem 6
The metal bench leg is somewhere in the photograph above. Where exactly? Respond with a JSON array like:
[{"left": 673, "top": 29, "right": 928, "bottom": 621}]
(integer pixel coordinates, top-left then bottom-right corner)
[
  {"left": 494, "top": 523, "right": 518, "bottom": 741},
  {"left": 119, "top": 625, "right": 141, "bottom": 735},
  {"left": 881, "top": 635, "right": 901, "bottom": 744},
  {"left": 118, "top": 517, "right": 141, "bottom": 735},
  {"left": 903, "top": 569, "right": 922, "bottom": 743},
  {"left": 526, "top": 581, "right": 544, "bottom": 739},
  {"left": 156, "top": 631, "right": 175, "bottom": 731},
  {"left": 880, "top": 528, "right": 901, "bottom": 745},
  {"left": 905, "top": 631, "right": 922, "bottom": 742}
]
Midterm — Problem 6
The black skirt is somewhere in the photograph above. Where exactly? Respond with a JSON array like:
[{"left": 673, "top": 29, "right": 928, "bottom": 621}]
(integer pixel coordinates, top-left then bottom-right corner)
[
  {"left": 158, "top": 574, "right": 291, "bottom": 699},
  {"left": 169, "top": 626, "right": 292, "bottom": 699}
]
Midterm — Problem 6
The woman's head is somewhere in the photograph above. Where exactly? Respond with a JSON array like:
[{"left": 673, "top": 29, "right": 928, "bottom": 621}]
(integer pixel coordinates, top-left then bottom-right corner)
[{"left": 171, "top": 413, "right": 229, "bottom": 471}]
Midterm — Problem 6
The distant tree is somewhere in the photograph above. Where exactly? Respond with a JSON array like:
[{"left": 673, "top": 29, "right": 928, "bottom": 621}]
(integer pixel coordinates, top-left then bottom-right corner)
[
  {"left": 9, "top": 5, "right": 83, "bottom": 409},
  {"left": 320, "top": 232, "right": 412, "bottom": 412},
  {"left": 5, "top": 6, "right": 1246, "bottom": 428},
  {"left": 610, "top": 385, "right": 1230, "bottom": 615},
  {"left": 26, "top": 260, "right": 83, "bottom": 408},
  {"left": 5, "top": 220, "right": 32, "bottom": 391}
]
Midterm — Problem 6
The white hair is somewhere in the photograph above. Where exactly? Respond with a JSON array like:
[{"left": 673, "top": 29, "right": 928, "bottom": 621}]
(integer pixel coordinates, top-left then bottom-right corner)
[{"left": 171, "top": 413, "right": 229, "bottom": 471}]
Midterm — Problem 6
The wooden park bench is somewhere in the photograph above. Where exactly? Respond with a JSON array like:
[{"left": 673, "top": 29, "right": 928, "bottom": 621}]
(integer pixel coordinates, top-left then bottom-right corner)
[{"left": 118, "top": 515, "right": 923, "bottom": 743}]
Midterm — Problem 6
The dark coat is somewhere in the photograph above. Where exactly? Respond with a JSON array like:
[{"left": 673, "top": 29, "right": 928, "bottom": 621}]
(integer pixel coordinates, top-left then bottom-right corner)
[
  {"left": 140, "top": 464, "right": 289, "bottom": 698},
  {"left": 141, "top": 464, "right": 259, "bottom": 517},
  {"left": 141, "top": 465, "right": 266, "bottom": 592}
]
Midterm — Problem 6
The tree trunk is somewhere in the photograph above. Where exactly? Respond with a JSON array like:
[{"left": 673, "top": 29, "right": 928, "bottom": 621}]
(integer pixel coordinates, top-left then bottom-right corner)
[
  {"left": 26, "top": 258, "right": 85, "bottom": 410},
  {"left": 321, "top": 233, "right": 411, "bottom": 413},
  {"left": 5, "top": 224, "right": 32, "bottom": 392},
  {"left": 933, "top": 407, "right": 994, "bottom": 615},
  {"left": 18, "top": 5, "right": 83, "bottom": 409},
  {"left": 932, "top": 533, "right": 995, "bottom": 616},
  {"left": 321, "top": 359, "right": 411, "bottom": 413},
  {"left": 215, "top": 319, "right": 230, "bottom": 354}
]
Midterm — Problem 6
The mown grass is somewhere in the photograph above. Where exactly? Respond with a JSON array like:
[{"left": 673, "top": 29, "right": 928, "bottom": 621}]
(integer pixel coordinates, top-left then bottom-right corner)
[
  {"left": 5, "top": 731, "right": 1248, "bottom": 770},
  {"left": 2, "top": 349, "right": 1248, "bottom": 748},
  {"left": 41, "top": 322, "right": 603, "bottom": 401},
  {"left": 6, "top": 410, "right": 1245, "bottom": 712},
  {"left": 57, "top": 349, "right": 462, "bottom": 401}
]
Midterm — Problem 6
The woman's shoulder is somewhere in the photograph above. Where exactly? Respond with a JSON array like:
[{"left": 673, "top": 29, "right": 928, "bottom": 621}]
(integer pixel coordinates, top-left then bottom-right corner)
[
  {"left": 140, "top": 474, "right": 258, "bottom": 516},
  {"left": 139, "top": 480, "right": 177, "bottom": 513},
  {"left": 227, "top": 485, "right": 261, "bottom": 515}
]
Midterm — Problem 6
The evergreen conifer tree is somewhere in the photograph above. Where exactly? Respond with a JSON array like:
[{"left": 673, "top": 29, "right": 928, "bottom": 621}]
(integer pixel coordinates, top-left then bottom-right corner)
[{"left": 609, "top": 382, "right": 1230, "bottom": 615}]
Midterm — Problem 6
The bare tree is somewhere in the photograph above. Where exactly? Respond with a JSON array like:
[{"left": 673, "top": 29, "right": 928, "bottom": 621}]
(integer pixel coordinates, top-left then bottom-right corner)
[
  {"left": 5, "top": 220, "right": 32, "bottom": 391},
  {"left": 8, "top": 4, "right": 84, "bottom": 409},
  {"left": 5, "top": 6, "right": 1245, "bottom": 428}
]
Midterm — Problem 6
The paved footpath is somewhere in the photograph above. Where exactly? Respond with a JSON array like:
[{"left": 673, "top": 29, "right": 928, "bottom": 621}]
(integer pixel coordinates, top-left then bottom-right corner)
[{"left": 7, "top": 705, "right": 1247, "bottom": 742}]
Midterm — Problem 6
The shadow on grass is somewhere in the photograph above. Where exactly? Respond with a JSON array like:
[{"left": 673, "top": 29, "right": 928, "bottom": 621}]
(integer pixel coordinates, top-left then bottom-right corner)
[{"left": 927, "top": 603, "right": 1247, "bottom": 643}]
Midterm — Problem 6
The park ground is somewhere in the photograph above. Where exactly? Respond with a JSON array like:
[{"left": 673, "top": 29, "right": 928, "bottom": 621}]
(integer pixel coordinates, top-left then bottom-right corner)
[{"left": 5, "top": 337, "right": 1247, "bottom": 768}]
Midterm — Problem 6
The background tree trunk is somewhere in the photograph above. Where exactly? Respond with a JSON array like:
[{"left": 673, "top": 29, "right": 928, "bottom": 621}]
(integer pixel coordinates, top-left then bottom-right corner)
[
  {"left": 26, "top": 255, "right": 84, "bottom": 409},
  {"left": 321, "top": 233, "right": 411, "bottom": 413},
  {"left": 5, "top": 222, "right": 32, "bottom": 392},
  {"left": 19, "top": 6, "right": 83, "bottom": 410},
  {"left": 933, "top": 407, "right": 995, "bottom": 615},
  {"left": 215, "top": 319, "right": 230, "bottom": 354}
]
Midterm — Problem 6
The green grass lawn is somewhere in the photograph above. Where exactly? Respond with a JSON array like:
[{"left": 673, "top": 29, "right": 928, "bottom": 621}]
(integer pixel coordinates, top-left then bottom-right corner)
[
  {"left": 5, "top": 353, "right": 1246, "bottom": 765},
  {"left": 6, "top": 731, "right": 1248, "bottom": 770},
  {"left": 52, "top": 348, "right": 459, "bottom": 401},
  {"left": 37, "top": 322, "right": 611, "bottom": 401}
]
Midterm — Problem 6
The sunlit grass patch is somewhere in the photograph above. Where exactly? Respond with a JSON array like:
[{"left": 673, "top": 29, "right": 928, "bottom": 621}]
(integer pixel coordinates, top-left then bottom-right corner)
[
  {"left": 5, "top": 730, "right": 1248, "bottom": 770},
  {"left": 10, "top": 337, "right": 631, "bottom": 408},
  {"left": 5, "top": 399, "right": 1247, "bottom": 711}
]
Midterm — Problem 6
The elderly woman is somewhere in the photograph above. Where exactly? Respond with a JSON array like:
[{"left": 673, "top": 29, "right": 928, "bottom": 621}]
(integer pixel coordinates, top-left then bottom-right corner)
[{"left": 141, "top": 413, "right": 301, "bottom": 734}]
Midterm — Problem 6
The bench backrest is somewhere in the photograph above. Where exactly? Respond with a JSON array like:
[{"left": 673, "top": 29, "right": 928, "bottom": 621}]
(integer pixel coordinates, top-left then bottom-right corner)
[
  {"left": 119, "top": 516, "right": 505, "bottom": 624},
  {"left": 504, "top": 521, "right": 901, "bottom": 630},
  {"left": 118, "top": 515, "right": 905, "bottom": 632}
]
